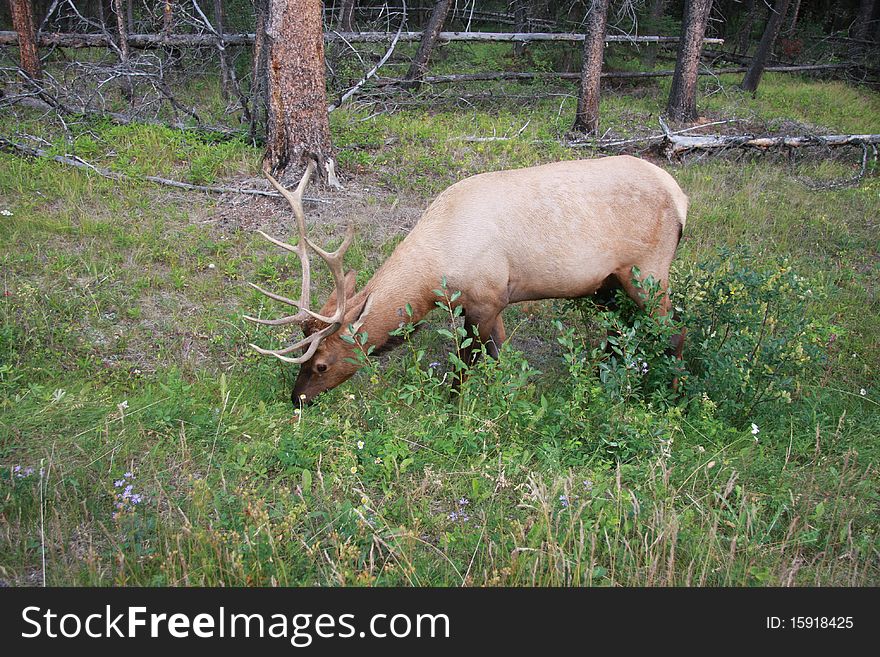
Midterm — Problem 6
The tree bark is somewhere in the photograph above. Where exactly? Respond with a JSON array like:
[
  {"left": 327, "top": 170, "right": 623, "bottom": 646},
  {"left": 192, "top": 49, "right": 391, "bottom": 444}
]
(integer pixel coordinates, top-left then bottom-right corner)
[
  {"left": 786, "top": 0, "right": 801, "bottom": 34},
  {"left": 644, "top": 0, "right": 668, "bottom": 69},
  {"left": 735, "top": 0, "right": 761, "bottom": 55},
  {"left": 264, "top": 0, "right": 337, "bottom": 183},
  {"left": 213, "top": 0, "right": 230, "bottom": 99},
  {"left": 572, "top": 0, "right": 610, "bottom": 135},
  {"left": 741, "top": 0, "right": 791, "bottom": 92},
  {"left": 112, "top": 0, "right": 133, "bottom": 100},
  {"left": 513, "top": 0, "right": 528, "bottom": 57},
  {"left": 853, "top": 0, "right": 875, "bottom": 41},
  {"left": 9, "top": 0, "right": 41, "bottom": 79},
  {"left": 250, "top": 0, "right": 269, "bottom": 143},
  {"left": 667, "top": 0, "right": 713, "bottom": 122},
  {"left": 403, "top": 0, "right": 451, "bottom": 86},
  {"left": 337, "top": 0, "right": 356, "bottom": 32}
]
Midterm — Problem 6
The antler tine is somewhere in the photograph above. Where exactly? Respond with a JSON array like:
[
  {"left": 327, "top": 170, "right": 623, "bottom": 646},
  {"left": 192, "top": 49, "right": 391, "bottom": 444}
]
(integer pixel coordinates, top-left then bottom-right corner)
[
  {"left": 246, "top": 160, "right": 356, "bottom": 363},
  {"left": 248, "top": 320, "right": 342, "bottom": 364}
]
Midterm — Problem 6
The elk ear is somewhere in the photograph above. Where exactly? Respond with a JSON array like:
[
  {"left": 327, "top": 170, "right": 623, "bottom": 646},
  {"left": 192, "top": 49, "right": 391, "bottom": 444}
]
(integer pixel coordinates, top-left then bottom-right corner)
[{"left": 349, "top": 294, "right": 374, "bottom": 336}]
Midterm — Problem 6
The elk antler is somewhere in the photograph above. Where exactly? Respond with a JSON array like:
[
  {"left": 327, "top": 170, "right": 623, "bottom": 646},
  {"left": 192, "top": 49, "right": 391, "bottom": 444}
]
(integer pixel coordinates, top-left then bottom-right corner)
[{"left": 243, "top": 161, "right": 355, "bottom": 364}]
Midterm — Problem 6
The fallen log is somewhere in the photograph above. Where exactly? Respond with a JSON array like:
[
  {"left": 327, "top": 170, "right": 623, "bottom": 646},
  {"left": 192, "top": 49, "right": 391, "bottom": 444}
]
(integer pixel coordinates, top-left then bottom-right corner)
[
  {"left": 0, "top": 30, "right": 724, "bottom": 49},
  {"left": 382, "top": 63, "right": 860, "bottom": 86},
  {"left": 661, "top": 131, "right": 880, "bottom": 156}
]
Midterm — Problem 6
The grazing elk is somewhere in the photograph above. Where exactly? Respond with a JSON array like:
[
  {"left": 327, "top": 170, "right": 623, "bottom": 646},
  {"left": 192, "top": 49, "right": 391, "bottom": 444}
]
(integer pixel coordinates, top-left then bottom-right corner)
[{"left": 244, "top": 156, "right": 688, "bottom": 405}]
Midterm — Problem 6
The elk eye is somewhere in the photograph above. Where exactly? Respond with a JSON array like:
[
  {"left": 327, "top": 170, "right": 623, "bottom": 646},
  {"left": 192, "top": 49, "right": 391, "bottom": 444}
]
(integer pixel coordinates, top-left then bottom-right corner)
[{"left": 316, "top": 363, "right": 328, "bottom": 373}]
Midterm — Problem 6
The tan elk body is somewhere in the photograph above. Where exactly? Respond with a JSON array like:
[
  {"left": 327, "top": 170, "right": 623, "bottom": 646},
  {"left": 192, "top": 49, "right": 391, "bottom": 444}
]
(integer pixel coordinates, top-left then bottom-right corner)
[{"left": 246, "top": 155, "right": 688, "bottom": 404}]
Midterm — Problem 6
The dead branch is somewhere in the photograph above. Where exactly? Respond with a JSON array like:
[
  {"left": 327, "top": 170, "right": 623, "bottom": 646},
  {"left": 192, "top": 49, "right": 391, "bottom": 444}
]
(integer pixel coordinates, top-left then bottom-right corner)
[{"left": 0, "top": 136, "right": 328, "bottom": 202}]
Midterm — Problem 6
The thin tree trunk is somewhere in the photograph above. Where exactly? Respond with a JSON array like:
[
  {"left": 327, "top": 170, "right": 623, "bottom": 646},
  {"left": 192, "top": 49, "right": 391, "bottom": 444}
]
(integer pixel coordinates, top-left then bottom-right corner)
[
  {"left": 735, "top": 0, "right": 760, "bottom": 55},
  {"left": 213, "top": 0, "right": 230, "bottom": 99},
  {"left": 644, "top": 0, "right": 668, "bottom": 69},
  {"left": 513, "top": 0, "right": 527, "bottom": 57},
  {"left": 9, "top": 0, "right": 41, "bottom": 79},
  {"left": 162, "top": 0, "right": 172, "bottom": 36},
  {"left": 264, "top": 0, "right": 337, "bottom": 183},
  {"left": 112, "top": 0, "right": 133, "bottom": 100},
  {"left": 786, "top": 0, "right": 801, "bottom": 34},
  {"left": 853, "top": 0, "right": 875, "bottom": 41},
  {"left": 250, "top": 0, "right": 269, "bottom": 143},
  {"left": 125, "top": 0, "right": 133, "bottom": 33},
  {"left": 572, "top": 0, "right": 610, "bottom": 134},
  {"left": 741, "top": 0, "right": 791, "bottom": 92},
  {"left": 337, "top": 0, "right": 356, "bottom": 32},
  {"left": 667, "top": 0, "right": 713, "bottom": 122},
  {"left": 403, "top": 0, "right": 451, "bottom": 86}
]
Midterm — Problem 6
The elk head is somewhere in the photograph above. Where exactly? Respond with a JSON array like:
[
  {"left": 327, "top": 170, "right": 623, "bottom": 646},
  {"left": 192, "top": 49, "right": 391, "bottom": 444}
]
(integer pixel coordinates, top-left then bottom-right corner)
[{"left": 243, "top": 161, "right": 372, "bottom": 405}]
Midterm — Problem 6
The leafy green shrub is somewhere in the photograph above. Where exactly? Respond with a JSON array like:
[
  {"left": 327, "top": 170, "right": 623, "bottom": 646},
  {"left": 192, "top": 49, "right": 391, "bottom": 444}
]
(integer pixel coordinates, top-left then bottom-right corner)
[{"left": 676, "top": 247, "right": 830, "bottom": 425}]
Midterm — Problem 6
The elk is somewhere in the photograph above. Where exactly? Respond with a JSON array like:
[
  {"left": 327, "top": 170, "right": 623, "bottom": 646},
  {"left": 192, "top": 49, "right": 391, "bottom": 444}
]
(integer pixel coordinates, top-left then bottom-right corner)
[{"left": 244, "top": 155, "right": 688, "bottom": 405}]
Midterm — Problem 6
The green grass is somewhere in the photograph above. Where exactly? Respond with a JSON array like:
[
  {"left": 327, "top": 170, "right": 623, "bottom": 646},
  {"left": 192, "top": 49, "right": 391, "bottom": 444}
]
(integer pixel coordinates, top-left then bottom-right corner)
[{"left": 1, "top": 59, "right": 878, "bottom": 586}]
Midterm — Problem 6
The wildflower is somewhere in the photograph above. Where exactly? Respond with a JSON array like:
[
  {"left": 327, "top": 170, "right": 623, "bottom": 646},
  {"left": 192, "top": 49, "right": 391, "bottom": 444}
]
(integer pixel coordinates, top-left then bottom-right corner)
[
  {"left": 429, "top": 362, "right": 440, "bottom": 368},
  {"left": 0, "top": 209, "right": 12, "bottom": 216},
  {"left": 360, "top": 496, "right": 369, "bottom": 506},
  {"left": 860, "top": 388, "right": 867, "bottom": 396},
  {"left": 374, "top": 457, "right": 382, "bottom": 465},
  {"left": 582, "top": 480, "right": 593, "bottom": 491},
  {"left": 350, "top": 466, "right": 357, "bottom": 474},
  {"left": 458, "top": 497, "right": 469, "bottom": 507},
  {"left": 299, "top": 394, "right": 306, "bottom": 401},
  {"left": 114, "top": 479, "right": 125, "bottom": 488},
  {"left": 130, "top": 494, "right": 142, "bottom": 504},
  {"left": 750, "top": 423, "right": 760, "bottom": 435},
  {"left": 293, "top": 408, "right": 301, "bottom": 415},
  {"left": 357, "top": 440, "right": 364, "bottom": 450},
  {"left": 208, "top": 263, "right": 216, "bottom": 270},
  {"left": 448, "top": 511, "right": 458, "bottom": 521},
  {"left": 124, "top": 471, "right": 133, "bottom": 479},
  {"left": 559, "top": 494, "right": 569, "bottom": 508}
]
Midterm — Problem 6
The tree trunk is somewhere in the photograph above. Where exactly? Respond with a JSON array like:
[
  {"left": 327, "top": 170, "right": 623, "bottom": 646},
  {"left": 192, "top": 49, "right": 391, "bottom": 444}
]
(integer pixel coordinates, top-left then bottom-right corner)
[
  {"left": 213, "top": 0, "right": 230, "bottom": 99},
  {"left": 735, "top": 0, "right": 761, "bottom": 55},
  {"left": 337, "top": 0, "right": 356, "bottom": 32},
  {"left": 250, "top": 0, "right": 269, "bottom": 143},
  {"left": 264, "top": 0, "right": 337, "bottom": 183},
  {"left": 403, "top": 0, "right": 451, "bottom": 86},
  {"left": 513, "top": 0, "right": 527, "bottom": 57},
  {"left": 667, "top": 0, "right": 713, "bottom": 122},
  {"left": 9, "top": 0, "right": 41, "bottom": 79},
  {"left": 644, "top": 0, "right": 668, "bottom": 69},
  {"left": 741, "top": 0, "right": 791, "bottom": 92},
  {"left": 112, "top": 0, "right": 133, "bottom": 100},
  {"left": 572, "top": 0, "right": 610, "bottom": 135},
  {"left": 853, "top": 0, "right": 875, "bottom": 41},
  {"left": 786, "top": 0, "right": 801, "bottom": 34}
]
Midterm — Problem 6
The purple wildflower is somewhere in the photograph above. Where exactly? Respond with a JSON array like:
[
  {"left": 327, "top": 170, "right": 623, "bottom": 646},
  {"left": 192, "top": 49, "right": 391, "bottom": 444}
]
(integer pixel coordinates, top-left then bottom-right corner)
[
  {"left": 114, "top": 479, "right": 125, "bottom": 487},
  {"left": 559, "top": 494, "right": 570, "bottom": 508},
  {"left": 458, "top": 497, "right": 469, "bottom": 507}
]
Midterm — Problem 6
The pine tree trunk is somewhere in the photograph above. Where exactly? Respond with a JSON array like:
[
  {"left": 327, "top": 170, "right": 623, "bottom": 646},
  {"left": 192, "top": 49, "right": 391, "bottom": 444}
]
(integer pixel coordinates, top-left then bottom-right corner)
[
  {"left": 644, "top": 0, "right": 668, "bottom": 69},
  {"left": 250, "top": 0, "right": 269, "bottom": 143},
  {"left": 403, "top": 0, "right": 451, "bottom": 86},
  {"left": 9, "top": 0, "right": 41, "bottom": 79},
  {"left": 112, "top": 0, "right": 133, "bottom": 100},
  {"left": 213, "top": 0, "right": 230, "bottom": 99},
  {"left": 786, "top": 0, "right": 801, "bottom": 34},
  {"left": 853, "top": 0, "right": 875, "bottom": 41},
  {"left": 513, "top": 0, "right": 528, "bottom": 57},
  {"left": 337, "top": 0, "right": 356, "bottom": 32},
  {"left": 741, "top": 0, "right": 791, "bottom": 92},
  {"left": 572, "top": 0, "right": 610, "bottom": 135},
  {"left": 264, "top": 0, "right": 337, "bottom": 184},
  {"left": 667, "top": 0, "right": 713, "bottom": 122},
  {"left": 735, "top": 0, "right": 761, "bottom": 55}
]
